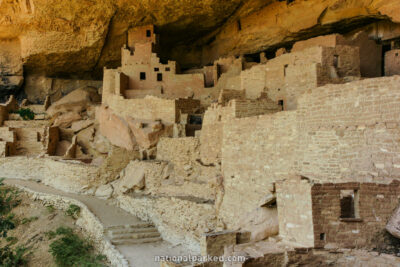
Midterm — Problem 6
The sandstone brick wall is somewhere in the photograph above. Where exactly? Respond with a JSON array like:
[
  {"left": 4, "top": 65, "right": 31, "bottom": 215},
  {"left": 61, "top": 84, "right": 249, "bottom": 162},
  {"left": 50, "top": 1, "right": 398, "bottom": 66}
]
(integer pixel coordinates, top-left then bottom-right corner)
[
  {"left": 311, "top": 181, "right": 400, "bottom": 248},
  {"left": 241, "top": 45, "right": 360, "bottom": 110},
  {"left": 292, "top": 32, "right": 382, "bottom": 77},
  {"left": 105, "top": 95, "right": 178, "bottom": 123},
  {"left": 200, "top": 99, "right": 280, "bottom": 165},
  {"left": 219, "top": 76, "right": 400, "bottom": 229},
  {"left": 220, "top": 111, "right": 297, "bottom": 228},
  {"left": 0, "top": 106, "right": 8, "bottom": 126},
  {"left": 276, "top": 178, "right": 314, "bottom": 247},
  {"left": 385, "top": 49, "right": 400, "bottom": 76},
  {"left": 296, "top": 76, "right": 400, "bottom": 181},
  {"left": 241, "top": 64, "right": 266, "bottom": 99}
]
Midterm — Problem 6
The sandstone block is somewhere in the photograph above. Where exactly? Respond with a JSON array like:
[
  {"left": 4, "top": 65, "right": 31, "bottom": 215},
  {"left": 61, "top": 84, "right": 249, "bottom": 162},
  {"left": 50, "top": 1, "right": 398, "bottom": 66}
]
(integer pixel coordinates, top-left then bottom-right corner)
[
  {"left": 95, "top": 184, "right": 114, "bottom": 199},
  {"left": 117, "top": 166, "right": 145, "bottom": 194},
  {"left": 53, "top": 112, "right": 82, "bottom": 128},
  {"left": 71, "top": 120, "right": 94, "bottom": 132},
  {"left": 96, "top": 105, "right": 136, "bottom": 151},
  {"left": 386, "top": 205, "right": 400, "bottom": 239}
]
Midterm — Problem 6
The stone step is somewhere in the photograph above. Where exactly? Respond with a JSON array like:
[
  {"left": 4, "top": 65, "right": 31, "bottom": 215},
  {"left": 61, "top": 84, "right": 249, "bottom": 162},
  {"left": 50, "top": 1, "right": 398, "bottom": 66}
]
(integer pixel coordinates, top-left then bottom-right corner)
[
  {"left": 104, "top": 222, "right": 154, "bottom": 231},
  {"left": 111, "top": 237, "right": 163, "bottom": 245},
  {"left": 109, "top": 231, "right": 161, "bottom": 240},
  {"left": 108, "top": 227, "right": 159, "bottom": 236}
]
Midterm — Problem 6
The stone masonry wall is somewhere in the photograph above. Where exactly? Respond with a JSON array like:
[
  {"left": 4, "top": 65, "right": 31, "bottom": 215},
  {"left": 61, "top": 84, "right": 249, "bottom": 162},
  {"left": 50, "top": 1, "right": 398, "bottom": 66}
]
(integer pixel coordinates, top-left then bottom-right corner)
[
  {"left": 276, "top": 178, "right": 315, "bottom": 247},
  {"left": 220, "top": 111, "right": 297, "bottom": 228},
  {"left": 311, "top": 181, "right": 400, "bottom": 249},
  {"left": 385, "top": 49, "right": 400, "bottom": 76},
  {"left": 296, "top": 76, "right": 400, "bottom": 182},
  {"left": 219, "top": 76, "right": 400, "bottom": 229},
  {"left": 104, "top": 95, "right": 178, "bottom": 123}
]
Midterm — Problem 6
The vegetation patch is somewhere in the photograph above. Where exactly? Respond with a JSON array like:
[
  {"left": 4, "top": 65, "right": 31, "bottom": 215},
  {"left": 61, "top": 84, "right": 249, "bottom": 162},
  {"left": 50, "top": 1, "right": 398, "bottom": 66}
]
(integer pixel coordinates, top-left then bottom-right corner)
[
  {"left": 47, "top": 227, "right": 106, "bottom": 267},
  {"left": 0, "top": 179, "right": 29, "bottom": 266},
  {"left": 13, "top": 108, "right": 35, "bottom": 120},
  {"left": 65, "top": 204, "right": 81, "bottom": 219}
]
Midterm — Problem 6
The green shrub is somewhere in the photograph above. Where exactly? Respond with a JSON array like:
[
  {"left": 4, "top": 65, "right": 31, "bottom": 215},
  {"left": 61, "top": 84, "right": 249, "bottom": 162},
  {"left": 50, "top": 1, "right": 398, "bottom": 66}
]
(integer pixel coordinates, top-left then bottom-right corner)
[
  {"left": 65, "top": 204, "right": 80, "bottom": 218},
  {"left": 0, "top": 245, "right": 28, "bottom": 267},
  {"left": 15, "top": 109, "right": 35, "bottom": 121},
  {"left": 0, "top": 179, "right": 20, "bottom": 237},
  {"left": 48, "top": 227, "right": 106, "bottom": 267}
]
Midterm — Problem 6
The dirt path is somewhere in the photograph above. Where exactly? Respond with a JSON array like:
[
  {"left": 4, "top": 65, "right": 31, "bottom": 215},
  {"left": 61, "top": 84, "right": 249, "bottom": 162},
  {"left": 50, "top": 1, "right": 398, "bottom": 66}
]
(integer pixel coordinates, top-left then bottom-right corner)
[{"left": 4, "top": 178, "right": 191, "bottom": 267}]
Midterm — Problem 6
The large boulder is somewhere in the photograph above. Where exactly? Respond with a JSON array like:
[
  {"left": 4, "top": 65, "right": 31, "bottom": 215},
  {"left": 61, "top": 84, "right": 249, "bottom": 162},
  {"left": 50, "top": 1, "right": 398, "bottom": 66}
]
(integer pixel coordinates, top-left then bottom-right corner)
[
  {"left": 46, "top": 86, "right": 101, "bottom": 117},
  {"left": 53, "top": 111, "right": 82, "bottom": 128},
  {"left": 96, "top": 105, "right": 136, "bottom": 151},
  {"left": 237, "top": 207, "right": 279, "bottom": 242},
  {"left": 387, "top": 205, "right": 400, "bottom": 239},
  {"left": 115, "top": 163, "right": 146, "bottom": 194}
]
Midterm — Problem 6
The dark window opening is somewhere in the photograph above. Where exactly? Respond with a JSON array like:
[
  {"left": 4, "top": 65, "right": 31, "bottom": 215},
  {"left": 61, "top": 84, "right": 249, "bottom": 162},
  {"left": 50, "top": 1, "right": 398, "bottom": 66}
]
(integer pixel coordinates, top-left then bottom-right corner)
[
  {"left": 278, "top": 100, "right": 284, "bottom": 111},
  {"left": 333, "top": 55, "right": 339, "bottom": 68},
  {"left": 165, "top": 67, "right": 170, "bottom": 72},
  {"left": 320, "top": 233, "right": 325, "bottom": 241},
  {"left": 287, "top": 0, "right": 294, "bottom": 4},
  {"left": 140, "top": 72, "right": 146, "bottom": 80},
  {"left": 218, "top": 115, "right": 222, "bottom": 122},
  {"left": 157, "top": 73, "right": 163, "bottom": 82},
  {"left": 340, "top": 190, "right": 359, "bottom": 219},
  {"left": 237, "top": 20, "right": 242, "bottom": 31},
  {"left": 189, "top": 115, "right": 203, "bottom": 125},
  {"left": 37, "top": 132, "right": 41, "bottom": 142},
  {"left": 284, "top": 64, "right": 289, "bottom": 76},
  {"left": 244, "top": 53, "right": 261, "bottom": 63},
  {"left": 154, "top": 67, "right": 159, "bottom": 71},
  {"left": 146, "top": 30, "right": 151, "bottom": 37},
  {"left": 382, "top": 44, "right": 392, "bottom": 76}
]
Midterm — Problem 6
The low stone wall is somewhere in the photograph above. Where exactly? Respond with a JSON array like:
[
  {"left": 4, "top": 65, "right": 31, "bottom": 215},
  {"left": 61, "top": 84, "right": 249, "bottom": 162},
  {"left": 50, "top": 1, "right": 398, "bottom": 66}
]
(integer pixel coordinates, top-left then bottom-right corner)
[
  {"left": 9, "top": 183, "right": 128, "bottom": 267},
  {"left": 0, "top": 157, "right": 98, "bottom": 193},
  {"left": 117, "top": 195, "right": 216, "bottom": 253}
]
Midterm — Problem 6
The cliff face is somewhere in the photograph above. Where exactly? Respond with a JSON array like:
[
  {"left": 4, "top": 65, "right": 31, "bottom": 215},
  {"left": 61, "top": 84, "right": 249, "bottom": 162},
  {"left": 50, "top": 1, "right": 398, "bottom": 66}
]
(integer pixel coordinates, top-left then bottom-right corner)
[{"left": 0, "top": 0, "right": 399, "bottom": 97}]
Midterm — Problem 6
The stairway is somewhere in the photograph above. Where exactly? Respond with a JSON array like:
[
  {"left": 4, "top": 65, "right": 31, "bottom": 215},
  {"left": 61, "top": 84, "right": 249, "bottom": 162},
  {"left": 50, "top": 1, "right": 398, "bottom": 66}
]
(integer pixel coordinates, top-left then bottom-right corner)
[{"left": 104, "top": 223, "right": 162, "bottom": 245}]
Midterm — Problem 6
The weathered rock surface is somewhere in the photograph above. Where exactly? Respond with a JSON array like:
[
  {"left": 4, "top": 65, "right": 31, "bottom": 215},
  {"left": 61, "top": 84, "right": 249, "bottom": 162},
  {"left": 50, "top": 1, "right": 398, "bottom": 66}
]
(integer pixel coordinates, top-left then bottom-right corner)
[
  {"left": 1, "top": 0, "right": 399, "bottom": 82},
  {"left": 96, "top": 105, "right": 136, "bottom": 151},
  {"left": 47, "top": 86, "right": 100, "bottom": 117},
  {"left": 386, "top": 205, "right": 400, "bottom": 239},
  {"left": 115, "top": 163, "right": 146, "bottom": 194}
]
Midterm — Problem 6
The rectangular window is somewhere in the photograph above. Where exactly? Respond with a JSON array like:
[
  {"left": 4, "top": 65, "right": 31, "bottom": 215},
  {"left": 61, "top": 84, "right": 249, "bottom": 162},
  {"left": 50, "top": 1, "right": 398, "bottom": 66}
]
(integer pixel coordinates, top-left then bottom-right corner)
[
  {"left": 140, "top": 72, "right": 146, "bottom": 80},
  {"left": 165, "top": 67, "right": 170, "bottom": 72},
  {"left": 278, "top": 100, "right": 284, "bottom": 111},
  {"left": 284, "top": 64, "right": 289, "bottom": 76},
  {"left": 333, "top": 55, "right": 339, "bottom": 68},
  {"left": 154, "top": 67, "right": 159, "bottom": 71},
  {"left": 340, "top": 190, "right": 359, "bottom": 219},
  {"left": 157, "top": 73, "right": 163, "bottom": 82},
  {"left": 146, "top": 30, "right": 151, "bottom": 37}
]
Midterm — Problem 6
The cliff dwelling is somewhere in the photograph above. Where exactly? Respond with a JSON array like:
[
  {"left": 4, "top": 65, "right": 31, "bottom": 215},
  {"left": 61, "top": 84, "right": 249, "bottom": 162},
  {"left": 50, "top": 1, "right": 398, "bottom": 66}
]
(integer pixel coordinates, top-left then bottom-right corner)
[{"left": 1, "top": 0, "right": 400, "bottom": 266}]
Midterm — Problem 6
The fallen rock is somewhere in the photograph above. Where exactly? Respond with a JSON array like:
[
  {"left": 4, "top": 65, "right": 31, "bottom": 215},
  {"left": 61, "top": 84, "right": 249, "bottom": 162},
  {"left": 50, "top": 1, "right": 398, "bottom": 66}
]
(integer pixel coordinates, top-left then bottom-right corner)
[
  {"left": 71, "top": 120, "right": 94, "bottom": 132},
  {"left": 386, "top": 205, "right": 400, "bottom": 238},
  {"left": 238, "top": 207, "right": 279, "bottom": 242},
  {"left": 117, "top": 166, "right": 145, "bottom": 194},
  {"left": 96, "top": 105, "right": 136, "bottom": 151},
  {"left": 53, "top": 112, "right": 82, "bottom": 128},
  {"left": 47, "top": 86, "right": 101, "bottom": 117},
  {"left": 95, "top": 184, "right": 114, "bottom": 199}
]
